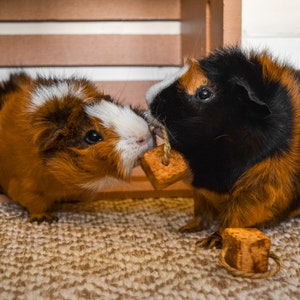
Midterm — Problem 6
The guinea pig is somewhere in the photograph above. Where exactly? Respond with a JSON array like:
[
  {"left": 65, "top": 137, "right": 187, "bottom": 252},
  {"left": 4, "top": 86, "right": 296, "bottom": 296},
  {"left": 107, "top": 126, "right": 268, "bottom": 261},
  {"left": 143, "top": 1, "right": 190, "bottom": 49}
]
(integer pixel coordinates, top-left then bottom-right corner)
[
  {"left": 146, "top": 46, "right": 300, "bottom": 248},
  {"left": 0, "top": 72, "right": 154, "bottom": 222}
]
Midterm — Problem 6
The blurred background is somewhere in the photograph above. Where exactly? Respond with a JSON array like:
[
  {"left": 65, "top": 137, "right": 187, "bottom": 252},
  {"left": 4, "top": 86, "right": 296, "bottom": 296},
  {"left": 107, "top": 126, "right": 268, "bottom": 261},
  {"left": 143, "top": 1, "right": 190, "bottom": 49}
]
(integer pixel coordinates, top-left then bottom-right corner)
[{"left": 242, "top": 0, "right": 300, "bottom": 67}]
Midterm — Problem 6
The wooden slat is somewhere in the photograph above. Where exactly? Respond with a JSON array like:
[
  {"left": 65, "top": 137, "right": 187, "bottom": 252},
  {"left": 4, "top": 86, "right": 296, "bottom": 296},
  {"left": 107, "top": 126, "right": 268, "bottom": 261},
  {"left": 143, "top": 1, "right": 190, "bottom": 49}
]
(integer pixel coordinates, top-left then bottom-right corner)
[
  {"left": 223, "top": 0, "right": 242, "bottom": 46},
  {"left": 96, "top": 182, "right": 193, "bottom": 199},
  {"left": 182, "top": 0, "right": 242, "bottom": 57},
  {"left": 96, "top": 167, "right": 193, "bottom": 199},
  {"left": 0, "top": 79, "right": 153, "bottom": 108},
  {"left": 95, "top": 81, "right": 157, "bottom": 109},
  {"left": 0, "top": 35, "right": 181, "bottom": 66},
  {"left": 209, "top": 0, "right": 242, "bottom": 50},
  {"left": 181, "top": 0, "right": 208, "bottom": 59},
  {"left": 0, "top": 0, "right": 181, "bottom": 21}
]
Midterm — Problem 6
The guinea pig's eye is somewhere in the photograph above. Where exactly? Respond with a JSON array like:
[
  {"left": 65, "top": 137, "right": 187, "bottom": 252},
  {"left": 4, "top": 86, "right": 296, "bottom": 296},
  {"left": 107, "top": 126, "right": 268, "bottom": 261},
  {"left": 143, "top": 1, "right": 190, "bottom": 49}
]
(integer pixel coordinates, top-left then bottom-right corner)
[
  {"left": 195, "top": 86, "right": 213, "bottom": 101},
  {"left": 84, "top": 130, "right": 103, "bottom": 145}
]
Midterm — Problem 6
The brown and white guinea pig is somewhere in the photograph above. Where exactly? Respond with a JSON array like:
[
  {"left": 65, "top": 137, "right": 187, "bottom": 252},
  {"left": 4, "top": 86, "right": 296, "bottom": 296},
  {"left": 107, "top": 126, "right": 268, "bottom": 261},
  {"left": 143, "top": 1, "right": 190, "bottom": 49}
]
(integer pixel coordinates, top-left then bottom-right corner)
[
  {"left": 146, "top": 46, "right": 300, "bottom": 248},
  {"left": 0, "top": 73, "right": 154, "bottom": 222}
]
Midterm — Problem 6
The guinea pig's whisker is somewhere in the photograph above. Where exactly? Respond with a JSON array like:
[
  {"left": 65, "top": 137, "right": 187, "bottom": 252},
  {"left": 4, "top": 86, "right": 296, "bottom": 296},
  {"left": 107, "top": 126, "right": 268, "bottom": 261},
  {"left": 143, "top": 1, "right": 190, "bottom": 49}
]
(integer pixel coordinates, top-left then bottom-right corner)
[
  {"left": 141, "top": 111, "right": 164, "bottom": 129},
  {"left": 214, "top": 134, "right": 230, "bottom": 141},
  {"left": 163, "top": 126, "right": 175, "bottom": 141},
  {"left": 140, "top": 111, "right": 181, "bottom": 150}
]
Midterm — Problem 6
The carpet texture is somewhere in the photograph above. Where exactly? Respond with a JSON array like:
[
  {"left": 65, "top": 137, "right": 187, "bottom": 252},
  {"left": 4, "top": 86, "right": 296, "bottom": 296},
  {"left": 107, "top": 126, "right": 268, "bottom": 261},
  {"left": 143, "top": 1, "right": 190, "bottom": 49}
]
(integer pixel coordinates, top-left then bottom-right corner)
[{"left": 0, "top": 196, "right": 299, "bottom": 300}]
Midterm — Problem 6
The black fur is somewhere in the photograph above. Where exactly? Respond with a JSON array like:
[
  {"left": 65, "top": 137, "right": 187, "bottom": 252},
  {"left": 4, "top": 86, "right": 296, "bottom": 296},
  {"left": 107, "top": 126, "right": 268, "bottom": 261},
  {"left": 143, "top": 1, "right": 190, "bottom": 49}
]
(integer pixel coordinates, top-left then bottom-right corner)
[{"left": 150, "top": 47, "right": 295, "bottom": 193}]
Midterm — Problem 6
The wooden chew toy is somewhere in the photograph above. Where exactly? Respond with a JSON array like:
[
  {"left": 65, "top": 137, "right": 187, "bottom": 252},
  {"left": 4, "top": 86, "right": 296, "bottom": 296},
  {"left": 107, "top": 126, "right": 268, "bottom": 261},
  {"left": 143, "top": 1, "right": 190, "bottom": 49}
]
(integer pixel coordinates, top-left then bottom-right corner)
[
  {"left": 219, "top": 228, "right": 281, "bottom": 278},
  {"left": 141, "top": 129, "right": 188, "bottom": 190}
]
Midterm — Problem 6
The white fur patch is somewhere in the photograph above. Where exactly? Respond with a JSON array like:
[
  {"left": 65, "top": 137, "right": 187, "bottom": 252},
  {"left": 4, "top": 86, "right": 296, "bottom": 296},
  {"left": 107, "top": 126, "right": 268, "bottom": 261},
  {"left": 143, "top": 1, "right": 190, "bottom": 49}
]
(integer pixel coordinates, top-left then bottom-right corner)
[
  {"left": 29, "top": 81, "right": 84, "bottom": 111},
  {"left": 145, "top": 63, "right": 190, "bottom": 106},
  {"left": 79, "top": 176, "right": 123, "bottom": 192},
  {"left": 85, "top": 100, "right": 153, "bottom": 177}
]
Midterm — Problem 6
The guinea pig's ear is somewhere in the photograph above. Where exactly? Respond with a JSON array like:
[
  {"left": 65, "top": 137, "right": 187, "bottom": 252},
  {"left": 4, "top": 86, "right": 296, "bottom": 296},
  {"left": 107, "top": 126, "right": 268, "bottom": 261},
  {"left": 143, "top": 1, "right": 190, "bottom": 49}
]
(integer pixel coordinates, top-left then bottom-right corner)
[
  {"left": 9, "top": 72, "right": 33, "bottom": 87},
  {"left": 233, "top": 77, "right": 271, "bottom": 117},
  {"left": 32, "top": 104, "right": 73, "bottom": 155},
  {"left": 0, "top": 72, "right": 33, "bottom": 97},
  {"left": 33, "top": 120, "right": 66, "bottom": 156}
]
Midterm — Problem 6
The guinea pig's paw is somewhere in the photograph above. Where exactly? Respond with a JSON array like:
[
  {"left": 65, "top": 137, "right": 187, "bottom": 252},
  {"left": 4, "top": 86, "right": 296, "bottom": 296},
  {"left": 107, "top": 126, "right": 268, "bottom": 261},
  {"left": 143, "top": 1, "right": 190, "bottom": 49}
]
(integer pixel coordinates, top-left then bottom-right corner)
[
  {"left": 179, "top": 216, "right": 204, "bottom": 233},
  {"left": 29, "top": 213, "right": 58, "bottom": 224},
  {"left": 196, "top": 232, "right": 222, "bottom": 249}
]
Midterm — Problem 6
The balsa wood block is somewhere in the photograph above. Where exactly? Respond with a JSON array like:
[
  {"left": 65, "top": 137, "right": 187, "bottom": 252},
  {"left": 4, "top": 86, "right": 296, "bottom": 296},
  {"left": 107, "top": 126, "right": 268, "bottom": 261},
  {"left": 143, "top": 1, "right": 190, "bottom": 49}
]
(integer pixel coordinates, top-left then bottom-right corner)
[
  {"left": 141, "top": 145, "right": 188, "bottom": 190},
  {"left": 221, "top": 228, "right": 271, "bottom": 273}
]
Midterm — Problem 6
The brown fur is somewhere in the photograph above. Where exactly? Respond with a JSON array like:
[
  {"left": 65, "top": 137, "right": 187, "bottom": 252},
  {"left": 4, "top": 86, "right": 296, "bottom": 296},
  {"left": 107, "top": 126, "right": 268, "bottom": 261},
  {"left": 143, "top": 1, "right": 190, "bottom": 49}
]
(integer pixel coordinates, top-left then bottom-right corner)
[
  {"left": 179, "top": 58, "right": 208, "bottom": 94},
  {"left": 0, "top": 73, "right": 152, "bottom": 222}
]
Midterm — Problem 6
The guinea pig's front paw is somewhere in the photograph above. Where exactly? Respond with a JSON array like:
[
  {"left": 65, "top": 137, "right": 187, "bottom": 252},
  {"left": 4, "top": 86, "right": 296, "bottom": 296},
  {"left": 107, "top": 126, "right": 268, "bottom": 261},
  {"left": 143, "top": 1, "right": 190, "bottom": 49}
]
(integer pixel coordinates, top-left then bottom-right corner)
[
  {"left": 29, "top": 213, "right": 58, "bottom": 224},
  {"left": 196, "top": 232, "right": 222, "bottom": 249},
  {"left": 179, "top": 216, "right": 204, "bottom": 233}
]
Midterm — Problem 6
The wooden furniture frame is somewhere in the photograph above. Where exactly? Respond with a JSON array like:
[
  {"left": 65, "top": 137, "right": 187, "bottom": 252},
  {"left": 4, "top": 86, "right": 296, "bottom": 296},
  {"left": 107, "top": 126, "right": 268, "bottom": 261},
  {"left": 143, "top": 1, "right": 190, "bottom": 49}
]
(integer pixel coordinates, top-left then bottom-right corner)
[{"left": 0, "top": 0, "right": 241, "bottom": 198}]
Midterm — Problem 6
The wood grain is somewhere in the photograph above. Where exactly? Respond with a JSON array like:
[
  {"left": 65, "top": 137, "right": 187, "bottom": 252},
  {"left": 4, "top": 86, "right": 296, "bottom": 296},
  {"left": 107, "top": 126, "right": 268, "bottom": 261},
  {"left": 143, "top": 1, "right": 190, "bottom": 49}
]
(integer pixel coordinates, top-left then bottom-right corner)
[
  {"left": 181, "top": 0, "right": 208, "bottom": 58},
  {"left": 0, "top": 0, "right": 180, "bottom": 21},
  {"left": 209, "top": 0, "right": 242, "bottom": 50},
  {"left": 0, "top": 35, "right": 181, "bottom": 66}
]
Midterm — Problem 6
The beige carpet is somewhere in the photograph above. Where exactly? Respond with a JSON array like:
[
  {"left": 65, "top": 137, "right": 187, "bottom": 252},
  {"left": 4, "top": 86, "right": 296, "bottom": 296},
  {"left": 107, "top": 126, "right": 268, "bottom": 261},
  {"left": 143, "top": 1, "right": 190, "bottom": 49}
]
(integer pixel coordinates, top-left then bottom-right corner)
[{"left": 0, "top": 195, "right": 299, "bottom": 300}]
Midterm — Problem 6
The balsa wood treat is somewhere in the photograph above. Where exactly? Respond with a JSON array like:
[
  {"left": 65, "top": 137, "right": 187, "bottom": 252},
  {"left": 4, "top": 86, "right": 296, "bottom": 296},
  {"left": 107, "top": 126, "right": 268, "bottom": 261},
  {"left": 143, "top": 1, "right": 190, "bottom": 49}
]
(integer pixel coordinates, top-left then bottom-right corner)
[
  {"left": 146, "top": 46, "right": 300, "bottom": 248},
  {"left": 140, "top": 122, "right": 188, "bottom": 189},
  {"left": 219, "top": 228, "right": 281, "bottom": 278},
  {"left": 221, "top": 228, "right": 271, "bottom": 273},
  {"left": 141, "top": 144, "right": 188, "bottom": 190},
  {"left": 0, "top": 73, "right": 154, "bottom": 222}
]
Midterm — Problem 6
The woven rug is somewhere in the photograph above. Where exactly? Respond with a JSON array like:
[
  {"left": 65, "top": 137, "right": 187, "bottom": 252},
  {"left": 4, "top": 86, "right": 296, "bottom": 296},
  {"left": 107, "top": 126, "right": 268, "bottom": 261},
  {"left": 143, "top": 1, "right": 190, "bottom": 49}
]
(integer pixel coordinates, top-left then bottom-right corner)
[{"left": 0, "top": 195, "right": 299, "bottom": 300}]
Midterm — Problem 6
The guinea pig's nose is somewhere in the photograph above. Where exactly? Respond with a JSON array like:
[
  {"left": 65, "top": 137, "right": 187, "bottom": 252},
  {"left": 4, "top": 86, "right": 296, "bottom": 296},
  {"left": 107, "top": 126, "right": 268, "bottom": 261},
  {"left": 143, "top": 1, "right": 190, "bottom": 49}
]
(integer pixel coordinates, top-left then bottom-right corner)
[
  {"left": 136, "top": 132, "right": 152, "bottom": 147},
  {"left": 136, "top": 137, "right": 147, "bottom": 145}
]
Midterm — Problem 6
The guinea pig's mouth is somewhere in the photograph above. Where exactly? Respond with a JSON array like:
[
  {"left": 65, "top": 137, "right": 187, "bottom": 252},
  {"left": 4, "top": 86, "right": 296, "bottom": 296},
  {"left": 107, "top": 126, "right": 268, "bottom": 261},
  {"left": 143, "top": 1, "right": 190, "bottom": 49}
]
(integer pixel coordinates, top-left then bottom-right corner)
[
  {"left": 141, "top": 110, "right": 165, "bottom": 139},
  {"left": 133, "top": 154, "right": 147, "bottom": 169}
]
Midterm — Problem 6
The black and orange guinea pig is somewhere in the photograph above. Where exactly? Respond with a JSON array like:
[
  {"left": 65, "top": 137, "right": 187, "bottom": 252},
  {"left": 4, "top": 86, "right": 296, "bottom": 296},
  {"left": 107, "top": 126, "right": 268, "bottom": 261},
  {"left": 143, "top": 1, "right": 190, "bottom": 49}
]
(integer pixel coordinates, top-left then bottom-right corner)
[
  {"left": 0, "top": 73, "right": 154, "bottom": 222},
  {"left": 146, "top": 46, "right": 300, "bottom": 248}
]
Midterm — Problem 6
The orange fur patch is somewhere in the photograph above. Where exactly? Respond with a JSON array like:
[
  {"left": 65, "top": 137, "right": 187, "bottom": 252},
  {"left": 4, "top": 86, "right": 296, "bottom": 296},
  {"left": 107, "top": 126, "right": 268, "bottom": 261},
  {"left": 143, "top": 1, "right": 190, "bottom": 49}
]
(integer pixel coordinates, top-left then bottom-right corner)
[{"left": 178, "top": 58, "right": 209, "bottom": 95}]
